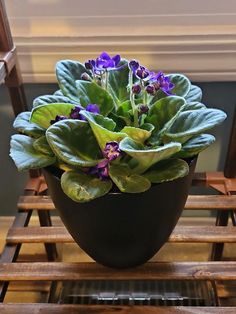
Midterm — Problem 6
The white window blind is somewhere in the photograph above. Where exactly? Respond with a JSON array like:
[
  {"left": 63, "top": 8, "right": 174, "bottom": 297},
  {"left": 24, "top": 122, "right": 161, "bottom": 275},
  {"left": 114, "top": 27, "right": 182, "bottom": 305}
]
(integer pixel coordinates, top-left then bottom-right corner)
[{"left": 5, "top": 0, "right": 236, "bottom": 82}]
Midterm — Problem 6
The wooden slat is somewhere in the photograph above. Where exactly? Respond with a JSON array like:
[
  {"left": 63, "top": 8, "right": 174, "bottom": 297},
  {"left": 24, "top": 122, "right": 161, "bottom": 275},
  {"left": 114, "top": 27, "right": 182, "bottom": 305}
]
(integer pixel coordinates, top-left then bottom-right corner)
[
  {"left": 17, "top": 195, "right": 236, "bottom": 211},
  {"left": 6, "top": 225, "right": 236, "bottom": 244},
  {"left": 0, "top": 304, "right": 236, "bottom": 314},
  {"left": 1, "top": 262, "right": 236, "bottom": 281}
]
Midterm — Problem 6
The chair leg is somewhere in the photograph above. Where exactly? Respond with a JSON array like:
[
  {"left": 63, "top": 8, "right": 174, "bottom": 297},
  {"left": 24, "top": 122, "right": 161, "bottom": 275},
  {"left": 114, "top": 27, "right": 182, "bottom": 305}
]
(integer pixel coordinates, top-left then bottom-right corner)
[
  {"left": 210, "top": 210, "right": 229, "bottom": 261},
  {"left": 5, "top": 62, "right": 28, "bottom": 115},
  {"left": 38, "top": 210, "right": 58, "bottom": 261}
]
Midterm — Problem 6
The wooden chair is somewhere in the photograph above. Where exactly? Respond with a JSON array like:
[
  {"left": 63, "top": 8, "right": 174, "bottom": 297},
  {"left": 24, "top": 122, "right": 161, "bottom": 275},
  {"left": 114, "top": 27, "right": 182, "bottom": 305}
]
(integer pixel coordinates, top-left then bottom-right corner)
[
  {"left": 0, "top": 0, "right": 57, "bottom": 302},
  {"left": 0, "top": 0, "right": 236, "bottom": 311}
]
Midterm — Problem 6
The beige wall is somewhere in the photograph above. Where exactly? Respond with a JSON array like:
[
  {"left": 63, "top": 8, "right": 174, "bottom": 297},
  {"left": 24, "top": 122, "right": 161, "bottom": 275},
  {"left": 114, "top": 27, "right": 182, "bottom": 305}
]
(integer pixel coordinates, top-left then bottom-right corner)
[{"left": 5, "top": 0, "right": 236, "bottom": 82}]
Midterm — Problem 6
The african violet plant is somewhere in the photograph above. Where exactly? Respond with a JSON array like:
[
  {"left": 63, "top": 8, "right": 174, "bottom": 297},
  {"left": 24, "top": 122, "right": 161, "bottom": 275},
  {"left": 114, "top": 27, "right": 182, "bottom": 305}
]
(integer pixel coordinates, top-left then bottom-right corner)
[{"left": 10, "top": 52, "right": 226, "bottom": 202}]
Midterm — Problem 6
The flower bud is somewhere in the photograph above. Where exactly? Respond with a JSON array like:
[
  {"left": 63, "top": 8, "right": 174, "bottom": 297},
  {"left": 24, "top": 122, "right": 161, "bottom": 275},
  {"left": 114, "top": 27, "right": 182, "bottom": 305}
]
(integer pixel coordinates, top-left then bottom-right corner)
[
  {"left": 85, "top": 60, "right": 94, "bottom": 70},
  {"left": 146, "top": 84, "right": 155, "bottom": 95},
  {"left": 132, "top": 84, "right": 141, "bottom": 94},
  {"left": 139, "top": 104, "right": 149, "bottom": 114},
  {"left": 81, "top": 72, "right": 91, "bottom": 81}
]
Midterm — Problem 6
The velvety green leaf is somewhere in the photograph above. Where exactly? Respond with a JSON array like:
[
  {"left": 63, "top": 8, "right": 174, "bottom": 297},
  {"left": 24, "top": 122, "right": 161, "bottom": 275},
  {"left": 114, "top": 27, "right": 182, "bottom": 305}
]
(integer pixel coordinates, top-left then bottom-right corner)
[
  {"left": 33, "top": 95, "right": 79, "bottom": 108},
  {"left": 164, "top": 108, "right": 227, "bottom": 143},
  {"left": 54, "top": 90, "right": 64, "bottom": 96},
  {"left": 109, "top": 164, "right": 151, "bottom": 193},
  {"left": 167, "top": 74, "right": 191, "bottom": 97},
  {"left": 33, "top": 136, "right": 54, "bottom": 156},
  {"left": 121, "top": 126, "right": 151, "bottom": 143},
  {"left": 119, "top": 137, "right": 182, "bottom": 173},
  {"left": 81, "top": 111, "right": 127, "bottom": 150},
  {"left": 108, "top": 60, "right": 129, "bottom": 105},
  {"left": 56, "top": 60, "right": 91, "bottom": 102},
  {"left": 144, "top": 159, "right": 189, "bottom": 183},
  {"left": 10, "top": 134, "right": 56, "bottom": 171},
  {"left": 13, "top": 112, "right": 45, "bottom": 138},
  {"left": 76, "top": 80, "right": 114, "bottom": 115},
  {"left": 46, "top": 119, "right": 103, "bottom": 167},
  {"left": 117, "top": 100, "right": 132, "bottom": 118},
  {"left": 184, "top": 102, "right": 206, "bottom": 111},
  {"left": 61, "top": 170, "right": 112, "bottom": 202},
  {"left": 30, "top": 103, "right": 75, "bottom": 129},
  {"left": 108, "top": 112, "right": 128, "bottom": 130},
  {"left": 141, "top": 123, "right": 155, "bottom": 132},
  {"left": 185, "top": 85, "right": 203, "bottom": 102},
  {"left": 147, "top": 96, "right": 186, "bottom": 132},
  {"left": 174, "top": 134, "right": 215, "bottom": 158}
]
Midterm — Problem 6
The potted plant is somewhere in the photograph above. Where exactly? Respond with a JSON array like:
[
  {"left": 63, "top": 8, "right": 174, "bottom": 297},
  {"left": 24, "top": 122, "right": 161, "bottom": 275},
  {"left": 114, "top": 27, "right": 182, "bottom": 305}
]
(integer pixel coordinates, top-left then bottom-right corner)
[{"left": 10, "top": 52, "right": 226, "bottom": 268}]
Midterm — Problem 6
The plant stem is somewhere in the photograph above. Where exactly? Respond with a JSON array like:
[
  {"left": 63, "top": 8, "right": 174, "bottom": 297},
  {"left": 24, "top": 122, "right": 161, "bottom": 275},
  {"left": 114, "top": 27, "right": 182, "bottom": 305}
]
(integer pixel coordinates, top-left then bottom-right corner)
[{"left": 129, "top": 70, "right": 139, "bottom": 128}]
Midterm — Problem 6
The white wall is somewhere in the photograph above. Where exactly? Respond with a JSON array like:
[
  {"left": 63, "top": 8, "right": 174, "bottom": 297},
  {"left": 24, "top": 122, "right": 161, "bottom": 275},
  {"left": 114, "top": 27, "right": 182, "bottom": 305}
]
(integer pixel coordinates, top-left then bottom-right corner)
[{"left": 5, "top": 0, "right": 236, "bottom": 82}]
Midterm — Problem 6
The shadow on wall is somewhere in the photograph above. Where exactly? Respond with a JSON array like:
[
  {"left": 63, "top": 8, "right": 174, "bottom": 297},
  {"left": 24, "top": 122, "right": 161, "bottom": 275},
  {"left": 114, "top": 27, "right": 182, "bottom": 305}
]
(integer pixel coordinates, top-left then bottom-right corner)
[{"left": 0, "top": 82, "right": 235, "bottom": 216}]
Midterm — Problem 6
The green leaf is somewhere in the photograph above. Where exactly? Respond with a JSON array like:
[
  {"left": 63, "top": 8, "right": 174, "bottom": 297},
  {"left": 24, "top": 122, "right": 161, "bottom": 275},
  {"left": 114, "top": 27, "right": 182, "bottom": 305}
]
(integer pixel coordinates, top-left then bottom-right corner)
[
  {"left": 108, "top": 60, "right": 129, "bottom": 105},
  {"left": 46, "top": 119, "right": 103, "bottom": 167},
  {"left": 30, "top": 103, "right": 75, "bottom": 129},
  {"left": 108, "top": 112, "right": 127, "bottom": 130},
  {"left": 147, "top": 96, "right": 186, "bottom": 132},
  {"left": 117, "top": 100, "right": 132, "bottom": 118},
  {"left": 76, "top": 80, "right": 114, "bottom": 115},
  {"left": 61, "top": 170, "right": 112, "bottom": 202},
  {"left": 33, "top": 95, "right": 79, "bottom": 108},
  {"left": 141, "top": 123, "right": 155, "bottom": 132},
  {"left": 144, "top": 159, "right": 189, "bottom": 183},
  {"left": 185, "top": 85, "right": 202, "bottom": 102},
  {"left": 56, "top": 60, "right": 91, "bottom": 102},
  {"left": 109, "top": 164, "right": 151, "bottom": 193},
  {"left": 13, "top": 112, "right": 45, "bottom": 138},
  {"left": 81, "top": 111, "right": 127, "bottom": 150},
  {"left": 119, "top": 137, "right": 182, "bottom": 173},
  {"left": 184, "top": 102, "right": 206, "bottom": 111},
  {"left": 174, "top": 134, "right": 215, "bottom": 158},
  {"left": 167, "top": 74, "right": 191, "bottom": 97},
  {"left": 164, "top": 108, "right": 227, "bottom": 143},
  {"left": 33, "top": 136, "right": 54, "bottom": 156},
  {"left": 10, "top": 134, "right": 56, "bottom": 171},
  {"left": 121, "top": 126, "right": 151, "bottom": 143},
  {"left": 54, "top": 90, "right": 64, "bottom": 96}
]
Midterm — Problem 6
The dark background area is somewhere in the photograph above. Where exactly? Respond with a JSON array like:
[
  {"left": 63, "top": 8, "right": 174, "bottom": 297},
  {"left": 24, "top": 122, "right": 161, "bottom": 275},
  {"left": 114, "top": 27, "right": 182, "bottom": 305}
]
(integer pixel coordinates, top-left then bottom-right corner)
[{"left": 0, "top": 82, "right": 235, "bottom": 215}]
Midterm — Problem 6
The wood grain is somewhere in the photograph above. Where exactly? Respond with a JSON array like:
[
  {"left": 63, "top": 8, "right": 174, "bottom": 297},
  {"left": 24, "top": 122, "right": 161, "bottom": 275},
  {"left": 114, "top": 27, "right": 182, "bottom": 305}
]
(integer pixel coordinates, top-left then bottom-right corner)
[
  {"left": 0, "top": 304, "right": 236, "bottom": 314},
  {"left": 6, "top": 226, "right": 236, "bottom": 244},
  {"left": 17, "top": 195, "right": 236, "bottom": 211},
  {"left": 1, "top": 262, "right": 236, "bottom": 281}
]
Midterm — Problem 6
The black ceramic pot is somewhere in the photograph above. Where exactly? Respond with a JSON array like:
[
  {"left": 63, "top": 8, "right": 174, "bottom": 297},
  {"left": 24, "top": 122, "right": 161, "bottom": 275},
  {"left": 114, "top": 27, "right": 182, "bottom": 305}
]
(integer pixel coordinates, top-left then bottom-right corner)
[{"left": 43, "top": 158, "right": 196, "bottom": 269}]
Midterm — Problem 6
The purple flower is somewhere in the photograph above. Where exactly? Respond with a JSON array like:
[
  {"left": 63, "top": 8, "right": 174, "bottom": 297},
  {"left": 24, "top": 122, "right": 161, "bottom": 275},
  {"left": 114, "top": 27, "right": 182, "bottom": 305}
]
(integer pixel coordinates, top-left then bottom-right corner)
[
  {"left": 103, "top": 141, "right": 121, "bottom": 161},
  {"left": 70, "top": 104, "right": 100, "bottom": 120},
  {"left": 89, "top": 159, "right": 109, "bottom": 180},
  {"left": 129, "top": 60, "right": 152, "bottom": 81},
  {"left": 129, "top": 60, "right": 139, "bottom": 73},
  {"left": 50, "top": 115, "right": 68, "bottom": 125},
  {"left": 85, "top": 52, "right": 121, "bottom": 74},
  {"left": 85, "top": 104, "right": 100, "bottom": 114},
  {"left": 149, "top": 71, "right": 175, "bottom": 95},
  {"left": 136, "top": 66, "right": 150, "bottom": 79}
]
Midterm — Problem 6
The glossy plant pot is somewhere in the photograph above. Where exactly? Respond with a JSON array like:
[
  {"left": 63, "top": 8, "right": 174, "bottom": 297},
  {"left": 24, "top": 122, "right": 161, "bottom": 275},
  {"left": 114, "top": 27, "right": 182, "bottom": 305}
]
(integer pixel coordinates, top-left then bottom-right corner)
[{"left": 43, "top": 158, "right": 197, "bottom": 269}]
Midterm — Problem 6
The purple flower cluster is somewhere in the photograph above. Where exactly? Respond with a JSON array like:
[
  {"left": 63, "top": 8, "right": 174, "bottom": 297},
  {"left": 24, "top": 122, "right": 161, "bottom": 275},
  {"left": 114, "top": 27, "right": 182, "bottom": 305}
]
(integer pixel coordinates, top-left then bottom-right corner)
[
  {"left": 50, "top": 104, "right": 100, "bottom": 125},
  {"left": 89, "top": 141, "right": 121, "bottom": 180},
  {"left": 85, "top": 52, "right": 121, "bottom": 74},
  {"left": 129, "top": 60, "right": 175, "bottom": 96}
]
